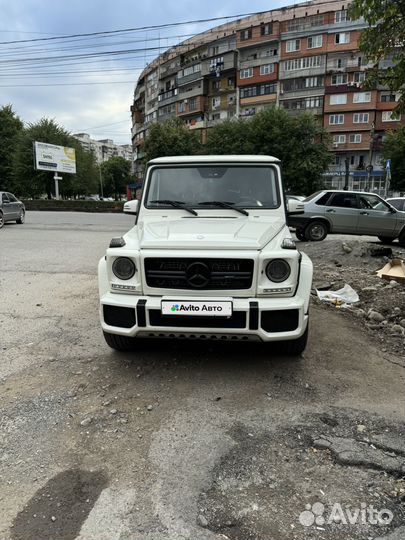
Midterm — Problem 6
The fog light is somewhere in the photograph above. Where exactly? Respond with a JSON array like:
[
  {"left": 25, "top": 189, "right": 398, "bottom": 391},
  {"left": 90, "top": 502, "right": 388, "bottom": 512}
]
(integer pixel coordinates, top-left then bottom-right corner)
[
  {"left": 112, "top": 257, "right": 136, "bottom": 280},
  {"left": 265, "top": 259, "right": 291, "bottom": 283}
]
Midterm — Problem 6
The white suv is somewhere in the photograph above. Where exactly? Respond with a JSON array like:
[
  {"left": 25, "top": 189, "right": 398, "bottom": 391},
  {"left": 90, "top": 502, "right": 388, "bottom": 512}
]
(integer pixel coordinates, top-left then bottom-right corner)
[{"left": 98, "top": 156, "right": 313, "bottom": 355}]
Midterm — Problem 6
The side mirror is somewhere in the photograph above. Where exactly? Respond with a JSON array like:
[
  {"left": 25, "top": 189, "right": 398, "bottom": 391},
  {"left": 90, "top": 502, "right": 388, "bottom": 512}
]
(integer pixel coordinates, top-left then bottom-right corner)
[
  {"left": 287, "top": 199, "right": 305, "bottom": 215},
  {"left": 123, "top": 199, "right": 138, "bottom": 215}
]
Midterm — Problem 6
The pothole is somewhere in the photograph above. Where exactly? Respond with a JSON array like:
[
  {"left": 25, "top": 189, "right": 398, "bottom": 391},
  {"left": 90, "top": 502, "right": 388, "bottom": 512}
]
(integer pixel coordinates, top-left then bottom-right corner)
[{"left": 198, "top": 414, "right": 405, "bottom": 540}]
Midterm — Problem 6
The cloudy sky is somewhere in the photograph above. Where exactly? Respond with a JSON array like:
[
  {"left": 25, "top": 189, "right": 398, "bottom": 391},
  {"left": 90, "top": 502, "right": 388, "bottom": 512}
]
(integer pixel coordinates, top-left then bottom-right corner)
[{"left": 0, "top": 0, "right": 303, "bottom": 145}]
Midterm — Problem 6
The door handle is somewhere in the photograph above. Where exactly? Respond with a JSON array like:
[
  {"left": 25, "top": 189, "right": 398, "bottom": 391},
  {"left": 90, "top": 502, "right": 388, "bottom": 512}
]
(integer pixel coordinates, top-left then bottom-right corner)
[
  {"left": 360, "top": 211, "right": 369, "bottom": 215},
  {"left": 326, "top": 209, "right": 335, "bottom": 213}
]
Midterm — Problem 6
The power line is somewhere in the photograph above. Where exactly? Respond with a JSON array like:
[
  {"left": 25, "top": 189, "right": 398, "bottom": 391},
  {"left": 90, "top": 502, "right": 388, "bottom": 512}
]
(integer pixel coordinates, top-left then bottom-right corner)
[
  {"left": 0, "top": 80, "right": 136, "bottom": 87},
  {"left": 0, "top": 11, "right": 265, "bottom": 45}
]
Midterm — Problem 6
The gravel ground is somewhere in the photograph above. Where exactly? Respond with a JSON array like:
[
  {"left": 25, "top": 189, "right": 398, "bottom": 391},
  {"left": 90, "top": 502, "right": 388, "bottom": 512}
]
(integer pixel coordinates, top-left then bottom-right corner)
[{"left": 0, "top": 213, "right": 404, "bottom": 540}]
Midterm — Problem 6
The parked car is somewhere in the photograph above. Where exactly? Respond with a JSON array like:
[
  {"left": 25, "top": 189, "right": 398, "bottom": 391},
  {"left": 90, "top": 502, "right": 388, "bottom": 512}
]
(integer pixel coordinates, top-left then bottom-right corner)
[
  {"left": 98, "top": 155, "right": 313, "bottom": 355},
  {"left": 0, "top": 191, "right": 25, "bottom": 229},
  {"left": 387, "top": 197, "right": 405, "bottom": 212},
  {"left": 288, "top": 190, "right": 405, "bottom": 245}
]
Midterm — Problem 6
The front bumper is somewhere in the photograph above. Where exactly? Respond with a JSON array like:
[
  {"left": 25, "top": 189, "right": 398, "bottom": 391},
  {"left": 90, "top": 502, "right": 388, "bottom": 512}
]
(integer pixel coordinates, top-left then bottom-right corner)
[{"left": 100, "top": 291, "right": 309, "bottom": 343}]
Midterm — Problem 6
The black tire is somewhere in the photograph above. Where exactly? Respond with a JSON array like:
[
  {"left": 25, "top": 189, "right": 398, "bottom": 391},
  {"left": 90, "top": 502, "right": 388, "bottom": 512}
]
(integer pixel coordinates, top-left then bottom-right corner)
[
  {"left": 103, "top": 331, "right": 136, "bottom": 351},
  {"left": 295, "top": 228, "right": 306, "bottom": 241},
  {"left": 16, "top": 209, "right": 25, "bottom": 224},
  {"left": 304, "top": 221, "right": 328, "bottom": 242},
  {"left": 378, "top": 236, "right": 396, "bottom": 244},
  {"left": 0, "top": 211, "right": 4, "bottom": 229},
  {"left": 276, "top": 324, "right": 309, "bottom": 356},
  {"left": 399, "top": 230, "right": 405, "bottom": 248}
]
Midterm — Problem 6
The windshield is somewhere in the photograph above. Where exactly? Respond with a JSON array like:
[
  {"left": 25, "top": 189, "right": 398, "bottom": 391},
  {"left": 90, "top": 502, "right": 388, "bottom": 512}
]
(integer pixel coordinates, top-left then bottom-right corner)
[{"left": 145, "top": 166, "right": 280, "bottom": 209}]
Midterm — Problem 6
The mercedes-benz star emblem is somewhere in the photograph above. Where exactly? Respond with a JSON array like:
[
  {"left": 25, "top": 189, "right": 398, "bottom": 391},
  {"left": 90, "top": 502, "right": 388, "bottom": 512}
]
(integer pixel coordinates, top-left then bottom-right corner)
[{"left": 185, "top": 262, "right": 210, "bottom": 288}]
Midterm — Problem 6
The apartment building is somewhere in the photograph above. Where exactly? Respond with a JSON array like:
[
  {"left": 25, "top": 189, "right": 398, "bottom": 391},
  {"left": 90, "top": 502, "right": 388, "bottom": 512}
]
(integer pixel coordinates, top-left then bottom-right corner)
[
  {"left": 130, "top": 0, "right": 404, "bottom": 188},
  {"left": 73, "top": 133, "right": 133, "bottom": 165}
]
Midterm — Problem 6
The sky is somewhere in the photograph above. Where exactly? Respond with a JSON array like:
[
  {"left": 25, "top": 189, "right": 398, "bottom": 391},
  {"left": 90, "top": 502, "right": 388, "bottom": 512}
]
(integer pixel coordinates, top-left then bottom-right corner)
[{"left": 0, "top": 0, "right": 304, "bottom": 145}]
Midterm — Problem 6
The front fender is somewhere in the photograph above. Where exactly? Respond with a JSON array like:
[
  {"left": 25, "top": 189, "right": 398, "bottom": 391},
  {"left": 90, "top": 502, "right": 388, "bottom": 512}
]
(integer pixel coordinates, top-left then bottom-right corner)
[
  {"left": 299, "top": 251, "right": 313, "bottom": 313},
  {"left": 98, "top": 256, "right": 109, "bottom": 297}
]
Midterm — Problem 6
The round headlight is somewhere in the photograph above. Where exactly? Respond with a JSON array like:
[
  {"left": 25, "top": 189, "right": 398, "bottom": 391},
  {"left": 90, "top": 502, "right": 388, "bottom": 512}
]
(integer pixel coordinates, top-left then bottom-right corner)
[
  {"left": 112, "top": 257, "right": 136, "bottom": 280},
  {"left": 265, "top": 259, "right": 291, "bottom": 283}
]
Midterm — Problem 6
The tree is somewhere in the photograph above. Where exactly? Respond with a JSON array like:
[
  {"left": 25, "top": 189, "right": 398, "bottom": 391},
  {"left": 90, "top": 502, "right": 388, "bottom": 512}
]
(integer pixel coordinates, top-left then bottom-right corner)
[
  {"left": 12, "top": 117, "right": 98, "bottom": 198},
  {"left": 382, "top": 127, "right": 405, "bottom": 192},
  {"left": 0, "top": 105, "right": 23, "bottom": 192},
  {"left": 350, "top": 0, "right": 405, "bottom": 112},
  {"left": 205, "top": 108, "right": 332, "bottom": 194},
  {"left": 101, "top": 156, "right": 131, "bottom": 199},
  {"left": 144, "top": 117, "right": 202, "bottom": 163}
]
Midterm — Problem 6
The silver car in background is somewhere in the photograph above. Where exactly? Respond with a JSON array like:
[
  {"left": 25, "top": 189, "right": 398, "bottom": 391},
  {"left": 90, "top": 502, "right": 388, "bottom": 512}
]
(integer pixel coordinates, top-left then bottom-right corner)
[
  {"left": 288, "top": 190, "right": 405, "bottom": 246},
  {"left": 0, "top": 191, "right": 25, "bottom": 229}
]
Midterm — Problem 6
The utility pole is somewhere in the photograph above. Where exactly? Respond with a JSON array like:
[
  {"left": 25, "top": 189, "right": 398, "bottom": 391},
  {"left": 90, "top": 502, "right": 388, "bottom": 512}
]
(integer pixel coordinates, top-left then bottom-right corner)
[
  {"left": 99, "top": 166, "right": 104, "bottom": 198},
  {"left": 366, "top": 121, "right": 375, "bottom": 191},
  {"left": 343, "top": 156, "right": 350, "bottom": 190}
]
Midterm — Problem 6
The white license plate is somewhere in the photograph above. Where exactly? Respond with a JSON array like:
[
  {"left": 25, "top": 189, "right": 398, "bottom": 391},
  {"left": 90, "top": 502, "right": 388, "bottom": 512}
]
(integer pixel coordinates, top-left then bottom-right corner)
[{"left": 161, "top": 300, "right": 232, "bottom": 317}]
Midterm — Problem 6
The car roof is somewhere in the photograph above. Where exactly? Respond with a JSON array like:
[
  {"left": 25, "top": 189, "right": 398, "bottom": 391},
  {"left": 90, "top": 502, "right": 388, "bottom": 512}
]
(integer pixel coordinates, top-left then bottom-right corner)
[
  {"left": 320, "top": 190, "right": 383, "bottom": 196},
  {"left": 148, "top": 155, "right": 280, "bottom": 164},
  {"left": 387, "top": 197, "right": 405, "bottom": 200}
]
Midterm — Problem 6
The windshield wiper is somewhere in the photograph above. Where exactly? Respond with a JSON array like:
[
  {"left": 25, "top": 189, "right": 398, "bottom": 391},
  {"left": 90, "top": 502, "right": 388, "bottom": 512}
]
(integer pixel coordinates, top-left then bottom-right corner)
[
  {"left": 150, "top": 199, "right": 198, "bottom": 216},
  {"left": 198, "top": 201, "right": 249, "bottom": 216}
]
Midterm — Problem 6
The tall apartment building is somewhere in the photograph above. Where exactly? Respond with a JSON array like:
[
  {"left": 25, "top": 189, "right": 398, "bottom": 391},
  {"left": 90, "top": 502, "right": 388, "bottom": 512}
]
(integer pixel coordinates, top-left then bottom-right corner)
[
  {"left": 73, "top": 133, "right": 133, "bottom": 165},
  {"left": 131, "top": 0, "right": 404, "bottom": 190}
]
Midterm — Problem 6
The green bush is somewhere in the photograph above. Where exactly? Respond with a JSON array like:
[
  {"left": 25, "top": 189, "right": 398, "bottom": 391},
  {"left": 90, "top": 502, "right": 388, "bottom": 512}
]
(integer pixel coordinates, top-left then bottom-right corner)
[{"left": 22, "top": 199, "right": 124, "bottom": 213}]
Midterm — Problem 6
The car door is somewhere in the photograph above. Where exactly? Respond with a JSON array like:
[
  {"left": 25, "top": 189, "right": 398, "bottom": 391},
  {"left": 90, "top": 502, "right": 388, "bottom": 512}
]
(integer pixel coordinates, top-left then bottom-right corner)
[
  {"left": 1, "top": 192, "right": 14, "bottom": 220},
  {"left": 6, "top": 193, "right": 20, "bottom": 219},
  {"left": 357, "top": 193, "right": 398, "bottom": 235},
  {"left": 324, "top": 192, "right": 360, "bottom": 233}
]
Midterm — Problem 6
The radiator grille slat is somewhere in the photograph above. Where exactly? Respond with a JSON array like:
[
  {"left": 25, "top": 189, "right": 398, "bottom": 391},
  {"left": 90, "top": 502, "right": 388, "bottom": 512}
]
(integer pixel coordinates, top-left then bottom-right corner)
[{"left": 145, "top": 258, "right": 254, "bottom": 290}]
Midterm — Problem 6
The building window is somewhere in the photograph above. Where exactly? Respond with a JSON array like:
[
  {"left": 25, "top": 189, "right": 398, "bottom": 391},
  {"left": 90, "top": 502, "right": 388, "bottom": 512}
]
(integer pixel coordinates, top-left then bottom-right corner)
[
  {"left": 181, "top": 63, "right": 201, "bottom": 77},
  {"left": 240, "top": 29, "right": 252, "bottom": 41},
  {"left": 335, "top": 32, "right": 350, "bottom": 44},
  {"left": 283, "top": 55, "right": 321, "bottom": 71},
  {"left": 353, "top": 112, "right": 369, "bottom": 123},
  {"left": 353, "top": 92, "right": 371, "bottom": 103},
  {"left": 382, "top": 111, "right": 401, "bottom": 122},
  {"left": 228, "top": 94, "right": 235, "bottom": 104},
  {"left": 178, "top": 102, "right": 186, "bottom": 113},
  {"left": 329, "top": 114, "right": 344, "bottom": 125},
  {"left": 353, "top": 72, "right": 366, "bottom": 83},
  {"left": 213, "top": 80, "right": 220, "bottom": 91},
  {"left": 349, "top": 134, "right": 362, "bottom": 143},
  {"left": 240, "top": 67, "right": 253, "bottom": 79},
  {"left": 228, "top": 77, "right": 235, "bottom": 87},
  {"left": 381, "top": 93, "right": 397, "bottom": 103},
  {"left": 188, "top": 98, "right": 197, "bottom": 111},
  {"left": 212, "top": 96, "right": 221, "bottom": 109},
  {"left": 260, "top": 63, "right": 274, "bottom": 75},
  {"left": 307, "top": 35, "right": 323, "bottom": 49},
  {"left": 330, "top": 94, "right": 347, "bottom": 105},
  {"left": 240, "top": 86, "right": 257, "bottom": 98},
  {"left": 305, "top": 76, "right": 323, "bottom": 88},
  {"left": 335, "top": 10, "right": 349, "bottom": 23},
  {"left": 286, "top": 39, "right": 301, "bottom": 52},
  {"left": 260, "top": 23, "right": 273, "bottom": 36},
  {"left": 331, "top": 73, "right": 348, "bottom": 85},
  {"left": 333, "top": 134, "right": 346, "bottom": 144},
  {"left": 260, "top": 83, "right": 276, "bottom": 95},
  {"left": 334, "top": 57, "right": 347, "bottom": 69},
  {"left": 211, "top": 112, "right": 221, "bottom": 121}
]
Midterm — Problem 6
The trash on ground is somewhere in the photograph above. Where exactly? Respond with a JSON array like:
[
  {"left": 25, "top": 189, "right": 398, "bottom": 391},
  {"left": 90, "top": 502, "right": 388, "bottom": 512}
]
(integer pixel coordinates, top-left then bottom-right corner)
[
  {"left": 368, "top": 246, "right": 393, "bottom": 258},
  {"left": 316, "top": 283, "right": 359, "bottom": 308},
  {"left": 376, "top": 259, "right": 405, "bottom": 285}
]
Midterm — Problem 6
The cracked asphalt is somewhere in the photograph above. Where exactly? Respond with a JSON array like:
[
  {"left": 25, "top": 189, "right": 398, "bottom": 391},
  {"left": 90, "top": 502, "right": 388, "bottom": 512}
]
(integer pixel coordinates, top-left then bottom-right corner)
[{"left": 0, "top": 211, "right": 404, "bottom": 540}]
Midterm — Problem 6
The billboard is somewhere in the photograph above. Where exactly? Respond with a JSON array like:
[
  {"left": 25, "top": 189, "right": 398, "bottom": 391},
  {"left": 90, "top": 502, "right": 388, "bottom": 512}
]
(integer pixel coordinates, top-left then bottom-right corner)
[{"left": 34, "top": 141, "right": 76, "bottom": 174}]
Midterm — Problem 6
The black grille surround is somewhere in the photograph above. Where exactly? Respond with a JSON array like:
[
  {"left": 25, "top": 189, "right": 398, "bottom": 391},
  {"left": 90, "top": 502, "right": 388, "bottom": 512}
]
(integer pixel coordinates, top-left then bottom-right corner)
[{"left": 144, "top": 257, "right": 254, "bottom": 290}]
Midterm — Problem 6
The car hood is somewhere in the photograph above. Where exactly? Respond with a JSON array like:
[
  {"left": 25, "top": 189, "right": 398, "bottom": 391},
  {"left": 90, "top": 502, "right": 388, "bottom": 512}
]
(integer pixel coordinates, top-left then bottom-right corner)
[{"left": 136, "top": 216, "right": 286, "bottom": 250}]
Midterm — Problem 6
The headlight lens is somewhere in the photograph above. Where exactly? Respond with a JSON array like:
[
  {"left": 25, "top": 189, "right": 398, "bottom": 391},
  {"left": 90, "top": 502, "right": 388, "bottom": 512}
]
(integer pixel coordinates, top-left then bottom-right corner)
[
  {"left": 112, "top": 257, "right": 136, "bottom": 280},
  {"left": 265, "top": 259, "right": 291, "bottom": 283}
]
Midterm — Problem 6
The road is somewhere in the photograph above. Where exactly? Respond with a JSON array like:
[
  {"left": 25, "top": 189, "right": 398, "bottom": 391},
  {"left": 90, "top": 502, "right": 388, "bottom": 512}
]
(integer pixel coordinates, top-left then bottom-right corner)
[{"left": 1, "top": 212, "right": 404, "bottom": 540}]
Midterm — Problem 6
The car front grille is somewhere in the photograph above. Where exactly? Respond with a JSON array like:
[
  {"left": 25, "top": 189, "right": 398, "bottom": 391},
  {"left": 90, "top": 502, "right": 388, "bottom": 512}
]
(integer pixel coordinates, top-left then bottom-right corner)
[{"left": 144, "top": 258, "right": 254, "bottom": 290}]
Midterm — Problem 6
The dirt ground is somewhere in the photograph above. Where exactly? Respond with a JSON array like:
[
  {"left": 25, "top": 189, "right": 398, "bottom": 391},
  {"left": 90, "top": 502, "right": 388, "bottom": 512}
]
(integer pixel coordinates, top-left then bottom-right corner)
[
  {"left": 297, "top": 236, "right": 405, "bottom": 359},
  {"left": 0, "top": 213, "right": 404, "bottom": 540}
]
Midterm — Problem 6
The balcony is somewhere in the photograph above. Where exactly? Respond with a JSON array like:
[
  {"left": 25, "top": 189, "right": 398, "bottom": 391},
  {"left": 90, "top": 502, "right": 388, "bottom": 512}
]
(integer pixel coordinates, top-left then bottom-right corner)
[{"left": 157, "top": 87, "right": 178, "bottom": 105}]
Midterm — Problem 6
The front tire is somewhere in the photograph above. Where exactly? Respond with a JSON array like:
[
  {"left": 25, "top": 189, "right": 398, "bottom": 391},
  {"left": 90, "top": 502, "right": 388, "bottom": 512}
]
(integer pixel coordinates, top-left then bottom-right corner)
[
  {"left": 305, "top": 221, "right": 328, "bottom": 241},
  {"left": 276, "top": 324, "right": 309, "bottom": 356},
  {"left": 378, "top": 236, "right": 396, "bottom": 244},
  {"left": 16, "top": 210, "right": 25, "bottom": 224},
  {"left": 0, "top": 211, "right": 4, "bottom": 229},
  {"left": 103, "top": 331, "right": 136, "bottom": 351},
  {"left": 295, "top": 228, "right": 306, "bottom": 241}
]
